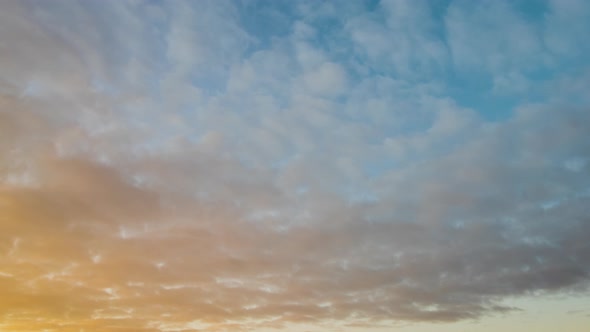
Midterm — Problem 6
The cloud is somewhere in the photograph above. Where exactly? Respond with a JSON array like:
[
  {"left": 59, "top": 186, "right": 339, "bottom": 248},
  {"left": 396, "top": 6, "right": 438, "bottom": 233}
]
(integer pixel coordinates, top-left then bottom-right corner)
[
  {"left": 1, "top": 1, "right": 590, "bottom": 331},
  {"left": 544, "top": 0, "right": 590, "bottom": 57},
  {"left": 346, "top": 0, "right": 448, "bottom": 78},
  {"left": 301, "top": 61, "right": 348, "bottom": 97},
  {"left": 445, "top": 0, "right": 543, "bottom": 73}
]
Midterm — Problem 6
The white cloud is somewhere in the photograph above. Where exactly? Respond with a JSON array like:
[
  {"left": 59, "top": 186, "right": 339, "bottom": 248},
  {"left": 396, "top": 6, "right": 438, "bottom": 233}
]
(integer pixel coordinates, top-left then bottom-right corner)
[
  {"left": 346, "top": 0, "right": 448, "bottom": 79},
  {"left": 545, "top": 0, "right": 590, "bottom": 56},
  {"left": 1, "top": 1, "right": 590, "bottom": 331},
  {"left": 445, "top": 0, "right": 543, "bottom": 73},
  {"left": 301, "top": 62, "right": 348, "bottom": 97}
]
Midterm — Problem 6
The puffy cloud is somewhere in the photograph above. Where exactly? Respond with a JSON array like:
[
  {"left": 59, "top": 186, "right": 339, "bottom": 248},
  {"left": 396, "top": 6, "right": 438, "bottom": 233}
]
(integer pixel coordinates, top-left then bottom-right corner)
[
  {"left": 346, "top": 0, "right": 448, "bottom": 79},
  {"left": 1, "top": 1, "right": 589, "bottom": 331},
  {"left": 445, "top": 0, "right": 544, "bottom": 73},
  {"left": 301, "top": 61, "right": 348, "bottom": 97}
]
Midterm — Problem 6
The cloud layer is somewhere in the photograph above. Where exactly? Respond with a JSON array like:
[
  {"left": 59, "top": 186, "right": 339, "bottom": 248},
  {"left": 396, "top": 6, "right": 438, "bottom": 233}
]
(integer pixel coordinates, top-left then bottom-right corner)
[{"left": 1, "top": 1, "right": 590, "bottom": 331}]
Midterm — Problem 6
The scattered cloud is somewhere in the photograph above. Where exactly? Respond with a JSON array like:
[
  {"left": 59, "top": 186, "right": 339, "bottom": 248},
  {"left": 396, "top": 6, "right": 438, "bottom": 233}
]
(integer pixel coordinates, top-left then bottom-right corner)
[{"left": 1, "top": 1, "right": 589, "bottom": 331}]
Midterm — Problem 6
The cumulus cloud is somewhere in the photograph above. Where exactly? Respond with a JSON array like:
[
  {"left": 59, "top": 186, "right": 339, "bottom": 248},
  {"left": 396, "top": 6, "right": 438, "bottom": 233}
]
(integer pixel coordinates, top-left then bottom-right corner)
[
  {"left": 1, "top": 1, "right": 589, "bottom": 331},
  {"left": 346, "top": 0, "right": 448, "bottom": 79}
]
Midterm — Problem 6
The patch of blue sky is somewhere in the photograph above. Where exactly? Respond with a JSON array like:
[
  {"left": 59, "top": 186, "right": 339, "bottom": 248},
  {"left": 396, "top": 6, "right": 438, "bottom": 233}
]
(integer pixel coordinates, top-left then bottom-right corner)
[
  {"left": 513, "top": 0, "right": 550, "bottom": 20},
  {"left": 189, "top": 74, "right": 227, "bottom": 96},
  {"left": 362, "top": 159, "right": 397, "bottom": 179},
  {"left": 447, "top": 79, "right": 517, "bottom": 122},
  {"left": 509, "top": 0, "right": 550, "bottom": 20},
  {"left": 237, "top": 0, "right": 295, "bottom": 52},
  {"left": 135, "top": 0, "right": 590, "bottom": 157}
]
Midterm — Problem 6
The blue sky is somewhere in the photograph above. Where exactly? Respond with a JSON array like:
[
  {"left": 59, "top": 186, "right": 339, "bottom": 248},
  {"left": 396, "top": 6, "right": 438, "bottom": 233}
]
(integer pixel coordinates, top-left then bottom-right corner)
[{"left": 1, "top": 0, "right": 590, "bottom": 331}]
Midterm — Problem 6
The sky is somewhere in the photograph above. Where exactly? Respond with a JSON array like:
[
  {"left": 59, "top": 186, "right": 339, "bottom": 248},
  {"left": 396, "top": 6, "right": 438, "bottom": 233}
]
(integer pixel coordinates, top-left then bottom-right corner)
[{"left": 1, "top": 0, "right": 590, "bottom": 331}]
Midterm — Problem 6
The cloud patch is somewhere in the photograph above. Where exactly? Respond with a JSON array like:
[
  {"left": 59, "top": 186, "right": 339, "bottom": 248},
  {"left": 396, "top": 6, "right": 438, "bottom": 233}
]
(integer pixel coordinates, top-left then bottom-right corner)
[{"left": 1, "top": 1, "right": 590, "bottom": 331}]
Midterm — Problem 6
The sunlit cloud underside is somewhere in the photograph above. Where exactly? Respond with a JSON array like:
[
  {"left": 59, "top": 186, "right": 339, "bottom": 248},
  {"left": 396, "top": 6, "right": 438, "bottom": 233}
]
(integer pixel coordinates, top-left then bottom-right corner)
[{"left": 1, "top": 0, "right": 590, "bottom": 331}]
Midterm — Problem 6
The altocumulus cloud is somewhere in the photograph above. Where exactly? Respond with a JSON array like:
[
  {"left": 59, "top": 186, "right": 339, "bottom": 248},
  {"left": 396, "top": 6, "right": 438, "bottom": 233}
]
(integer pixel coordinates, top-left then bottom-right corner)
[{"left": 1, "top": 0, "right": 590, "bottom": 331}]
